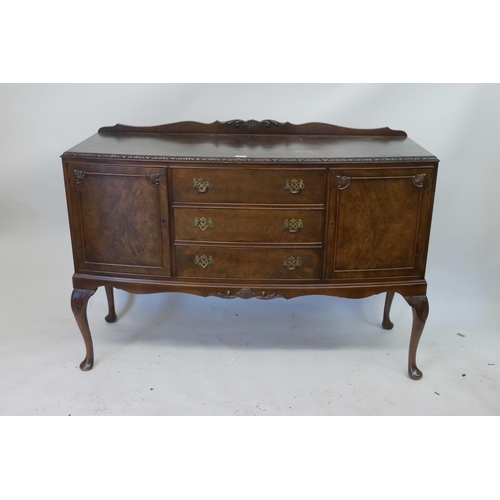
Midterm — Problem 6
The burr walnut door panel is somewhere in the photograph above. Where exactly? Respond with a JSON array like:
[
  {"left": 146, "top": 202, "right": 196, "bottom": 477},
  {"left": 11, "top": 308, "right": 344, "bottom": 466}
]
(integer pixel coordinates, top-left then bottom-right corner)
[
  {"left": 66, "top": 163, "right": 170, "bottom": 275},
  {"left": 326, "top": 168, "right": 434, "bottom": 279}
]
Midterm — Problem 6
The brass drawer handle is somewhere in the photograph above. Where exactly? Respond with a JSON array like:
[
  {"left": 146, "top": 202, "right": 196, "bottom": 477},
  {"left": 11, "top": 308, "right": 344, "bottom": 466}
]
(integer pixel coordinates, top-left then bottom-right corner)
[
  {"left": 283, "top": 218, "right": 303, "bottom": 233},
  {"left": 282, "top": 256, "right": 301, "bottom": 271},
  {"left": 194, "top": 255, "right": 214, "bottom": 269},
  {"left": 193, "top": 178, "right": 213, "bottom": 193},
  {"left": 284, "top": 179, "right": 305, "bottom": 194},
  {"left": 193, "top": 217, "right": 214, "bottom": 231}
]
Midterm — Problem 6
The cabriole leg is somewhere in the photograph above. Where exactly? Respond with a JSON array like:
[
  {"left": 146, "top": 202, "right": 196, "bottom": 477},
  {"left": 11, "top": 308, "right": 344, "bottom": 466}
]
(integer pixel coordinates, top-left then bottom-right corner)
[
  {"left": 105, "top": 286, "right": 118, "bottom": 323},
  {"left": 403, "top": 295, "right": 429, "bottom": 380},
  {"left": 71, "top": 288, "right": 97, "bottom": 371},
  {"left": 382, "top": 291, "right": 395, "bottom": 330}
]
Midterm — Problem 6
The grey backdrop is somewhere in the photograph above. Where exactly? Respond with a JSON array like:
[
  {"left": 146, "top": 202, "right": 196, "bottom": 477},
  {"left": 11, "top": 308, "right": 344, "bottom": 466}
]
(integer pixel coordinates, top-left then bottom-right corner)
[
  {"left": 2, "top": 83, "right": 499, "bottom": 316},
  {"left": 1, "top": 83, "right": 499, "bottom": 417}
]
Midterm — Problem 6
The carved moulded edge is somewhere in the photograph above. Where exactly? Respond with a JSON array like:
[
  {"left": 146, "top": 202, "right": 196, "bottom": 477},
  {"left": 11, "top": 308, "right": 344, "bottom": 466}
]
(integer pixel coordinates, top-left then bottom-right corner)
[
  {"left": 62, "top": 152, "right": 439, "bottom": 164},
  {"left": 208, "top": 288, "right": 283, "bottom": 300}
]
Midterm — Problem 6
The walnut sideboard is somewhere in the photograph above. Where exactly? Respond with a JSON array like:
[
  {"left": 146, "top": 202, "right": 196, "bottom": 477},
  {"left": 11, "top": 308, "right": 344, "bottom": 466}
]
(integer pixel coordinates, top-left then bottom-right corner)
[{"left": 62, "top": 120, "right": 439, "bottom": 379}]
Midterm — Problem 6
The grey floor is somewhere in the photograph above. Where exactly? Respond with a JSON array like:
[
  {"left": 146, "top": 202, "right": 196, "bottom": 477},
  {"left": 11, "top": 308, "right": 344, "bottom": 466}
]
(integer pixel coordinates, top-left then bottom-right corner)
[{"left": 1, "top": 230, "right": 499, "bottom": 416}]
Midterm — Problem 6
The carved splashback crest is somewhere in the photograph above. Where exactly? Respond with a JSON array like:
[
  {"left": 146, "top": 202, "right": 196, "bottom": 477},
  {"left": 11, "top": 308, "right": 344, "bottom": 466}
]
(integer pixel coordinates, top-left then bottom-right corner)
[
  {"left": 222, "top": 120, "right": 279, "bottom": 132},
  {"left": 98, "top": 120, "right": 408, "bottom": 137}
]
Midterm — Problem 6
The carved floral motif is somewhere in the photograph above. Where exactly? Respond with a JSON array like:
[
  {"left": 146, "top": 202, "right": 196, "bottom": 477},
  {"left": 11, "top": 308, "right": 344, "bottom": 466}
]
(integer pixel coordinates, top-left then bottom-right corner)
[
  {"left": 222, "top": 119, "right": 279, "bottom": 132},
  {"left": 209, "top": 288, "right": 283, "bottom": 300}
]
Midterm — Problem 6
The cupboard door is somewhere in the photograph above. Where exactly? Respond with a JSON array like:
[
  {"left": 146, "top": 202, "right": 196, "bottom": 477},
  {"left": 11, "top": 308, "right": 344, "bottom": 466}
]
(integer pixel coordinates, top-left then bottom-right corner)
[
  {"left": 326, "top": 168, "right": 434, "bottom": 279},
  {"left": 67, "top": 163, "right": 170, "bottom": 275}
]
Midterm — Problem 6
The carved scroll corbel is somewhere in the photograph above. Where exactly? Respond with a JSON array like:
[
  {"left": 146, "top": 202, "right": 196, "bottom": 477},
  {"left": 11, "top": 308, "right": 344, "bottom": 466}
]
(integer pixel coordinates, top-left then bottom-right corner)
[
  {"left": 146, "top": 173, "right": 160, "bottom": 187},
  {"left": 74, "top": 170, "right": 87, "bottom": 184},
  {"left": 412, "top": 173, "right": 426, "bottom": 188},
  {"left": 336, "top": 175, "right": 351, "bottom": 190}
]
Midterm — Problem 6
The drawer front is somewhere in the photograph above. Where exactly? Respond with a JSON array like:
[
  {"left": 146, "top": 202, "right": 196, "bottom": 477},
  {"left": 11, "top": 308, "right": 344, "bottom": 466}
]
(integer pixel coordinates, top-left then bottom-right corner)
[
  {"left": 174, "top": 207, "right": 324, "bottom": 243},
  {"left": 175, "top": 246, "right": 322, "bottom": 279},
  {"left": 171, "top": 167, "right": 326, "bottom": 204}
]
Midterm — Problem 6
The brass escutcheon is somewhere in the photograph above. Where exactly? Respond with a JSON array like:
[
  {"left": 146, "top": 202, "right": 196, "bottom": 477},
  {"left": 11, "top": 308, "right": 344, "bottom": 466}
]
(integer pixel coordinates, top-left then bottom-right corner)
[
  {"left": 282, "top": 256, "right": 301, "bottom": 271},
  {"left": 283, "top": 218, "right": 303, "bottom": 233},
  {"left": 193, "top": 217, "right": 214, "bottom": 231},
  {"left": 193, "top": 178, "right": 213, "bottom": 193},
  {"left": 194, "top": 255, "right": 214, "bottom": 269},
  {"left": 284, "top": 179, "right": 305, "bottom": 194}
]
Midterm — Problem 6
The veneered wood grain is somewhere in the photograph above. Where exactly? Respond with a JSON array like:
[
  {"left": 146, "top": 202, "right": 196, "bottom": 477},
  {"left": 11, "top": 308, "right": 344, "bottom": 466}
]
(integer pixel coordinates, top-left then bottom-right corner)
[
  {"left": 175, "top": 246, "right": 322, "bottom": 280},
  {"left": 171, "top": 167, "right": 325, "bottom": 204},
  {"left": 173, "top": 207, "right": 324, "bottom": 243},
  {"left": 326, "top": 168, "right": 433, "bottom": 279},
  {"left": 66, "top": 163, "right": 171, "bottom": 275}
]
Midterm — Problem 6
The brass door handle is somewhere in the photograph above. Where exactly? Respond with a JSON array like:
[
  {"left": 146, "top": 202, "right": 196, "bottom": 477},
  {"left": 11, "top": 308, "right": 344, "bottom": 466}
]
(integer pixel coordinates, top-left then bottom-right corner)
[
  {"left": 282, "top": 256, "right": 301, "bottom": 271},
  {"left": 193, "top": 178, "right": 213, "bottom": 193},
  {"left": 284, "top": 179, "right": 305, "bottom": 194},
  {"left": 193, "top": 217, "right": 214, "bottom": 231},
  {"left": 194, "top": 255, "right": 214, "bottom": 268},
  {"left": 283, "top": 218, "right": 303, "bottom": 233}
]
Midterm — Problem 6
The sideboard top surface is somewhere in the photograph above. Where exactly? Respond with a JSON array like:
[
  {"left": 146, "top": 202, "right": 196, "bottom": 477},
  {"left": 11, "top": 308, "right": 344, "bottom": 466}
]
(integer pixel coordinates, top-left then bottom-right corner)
[{"left": 62, "top": 120, "right": 438, "bottom": 163}]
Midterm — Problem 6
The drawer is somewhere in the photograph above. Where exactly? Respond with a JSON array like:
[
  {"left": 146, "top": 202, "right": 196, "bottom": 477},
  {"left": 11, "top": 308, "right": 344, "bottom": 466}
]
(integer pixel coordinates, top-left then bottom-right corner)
[
  {"left": 171, "top": 167, "right": 325, "bottom": 204},
  {"left": 174, "top": 207, "right": 324, "bottom": 243},
  {"left": 175, "top": 246, "right": 322, "bottom": 280}
]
